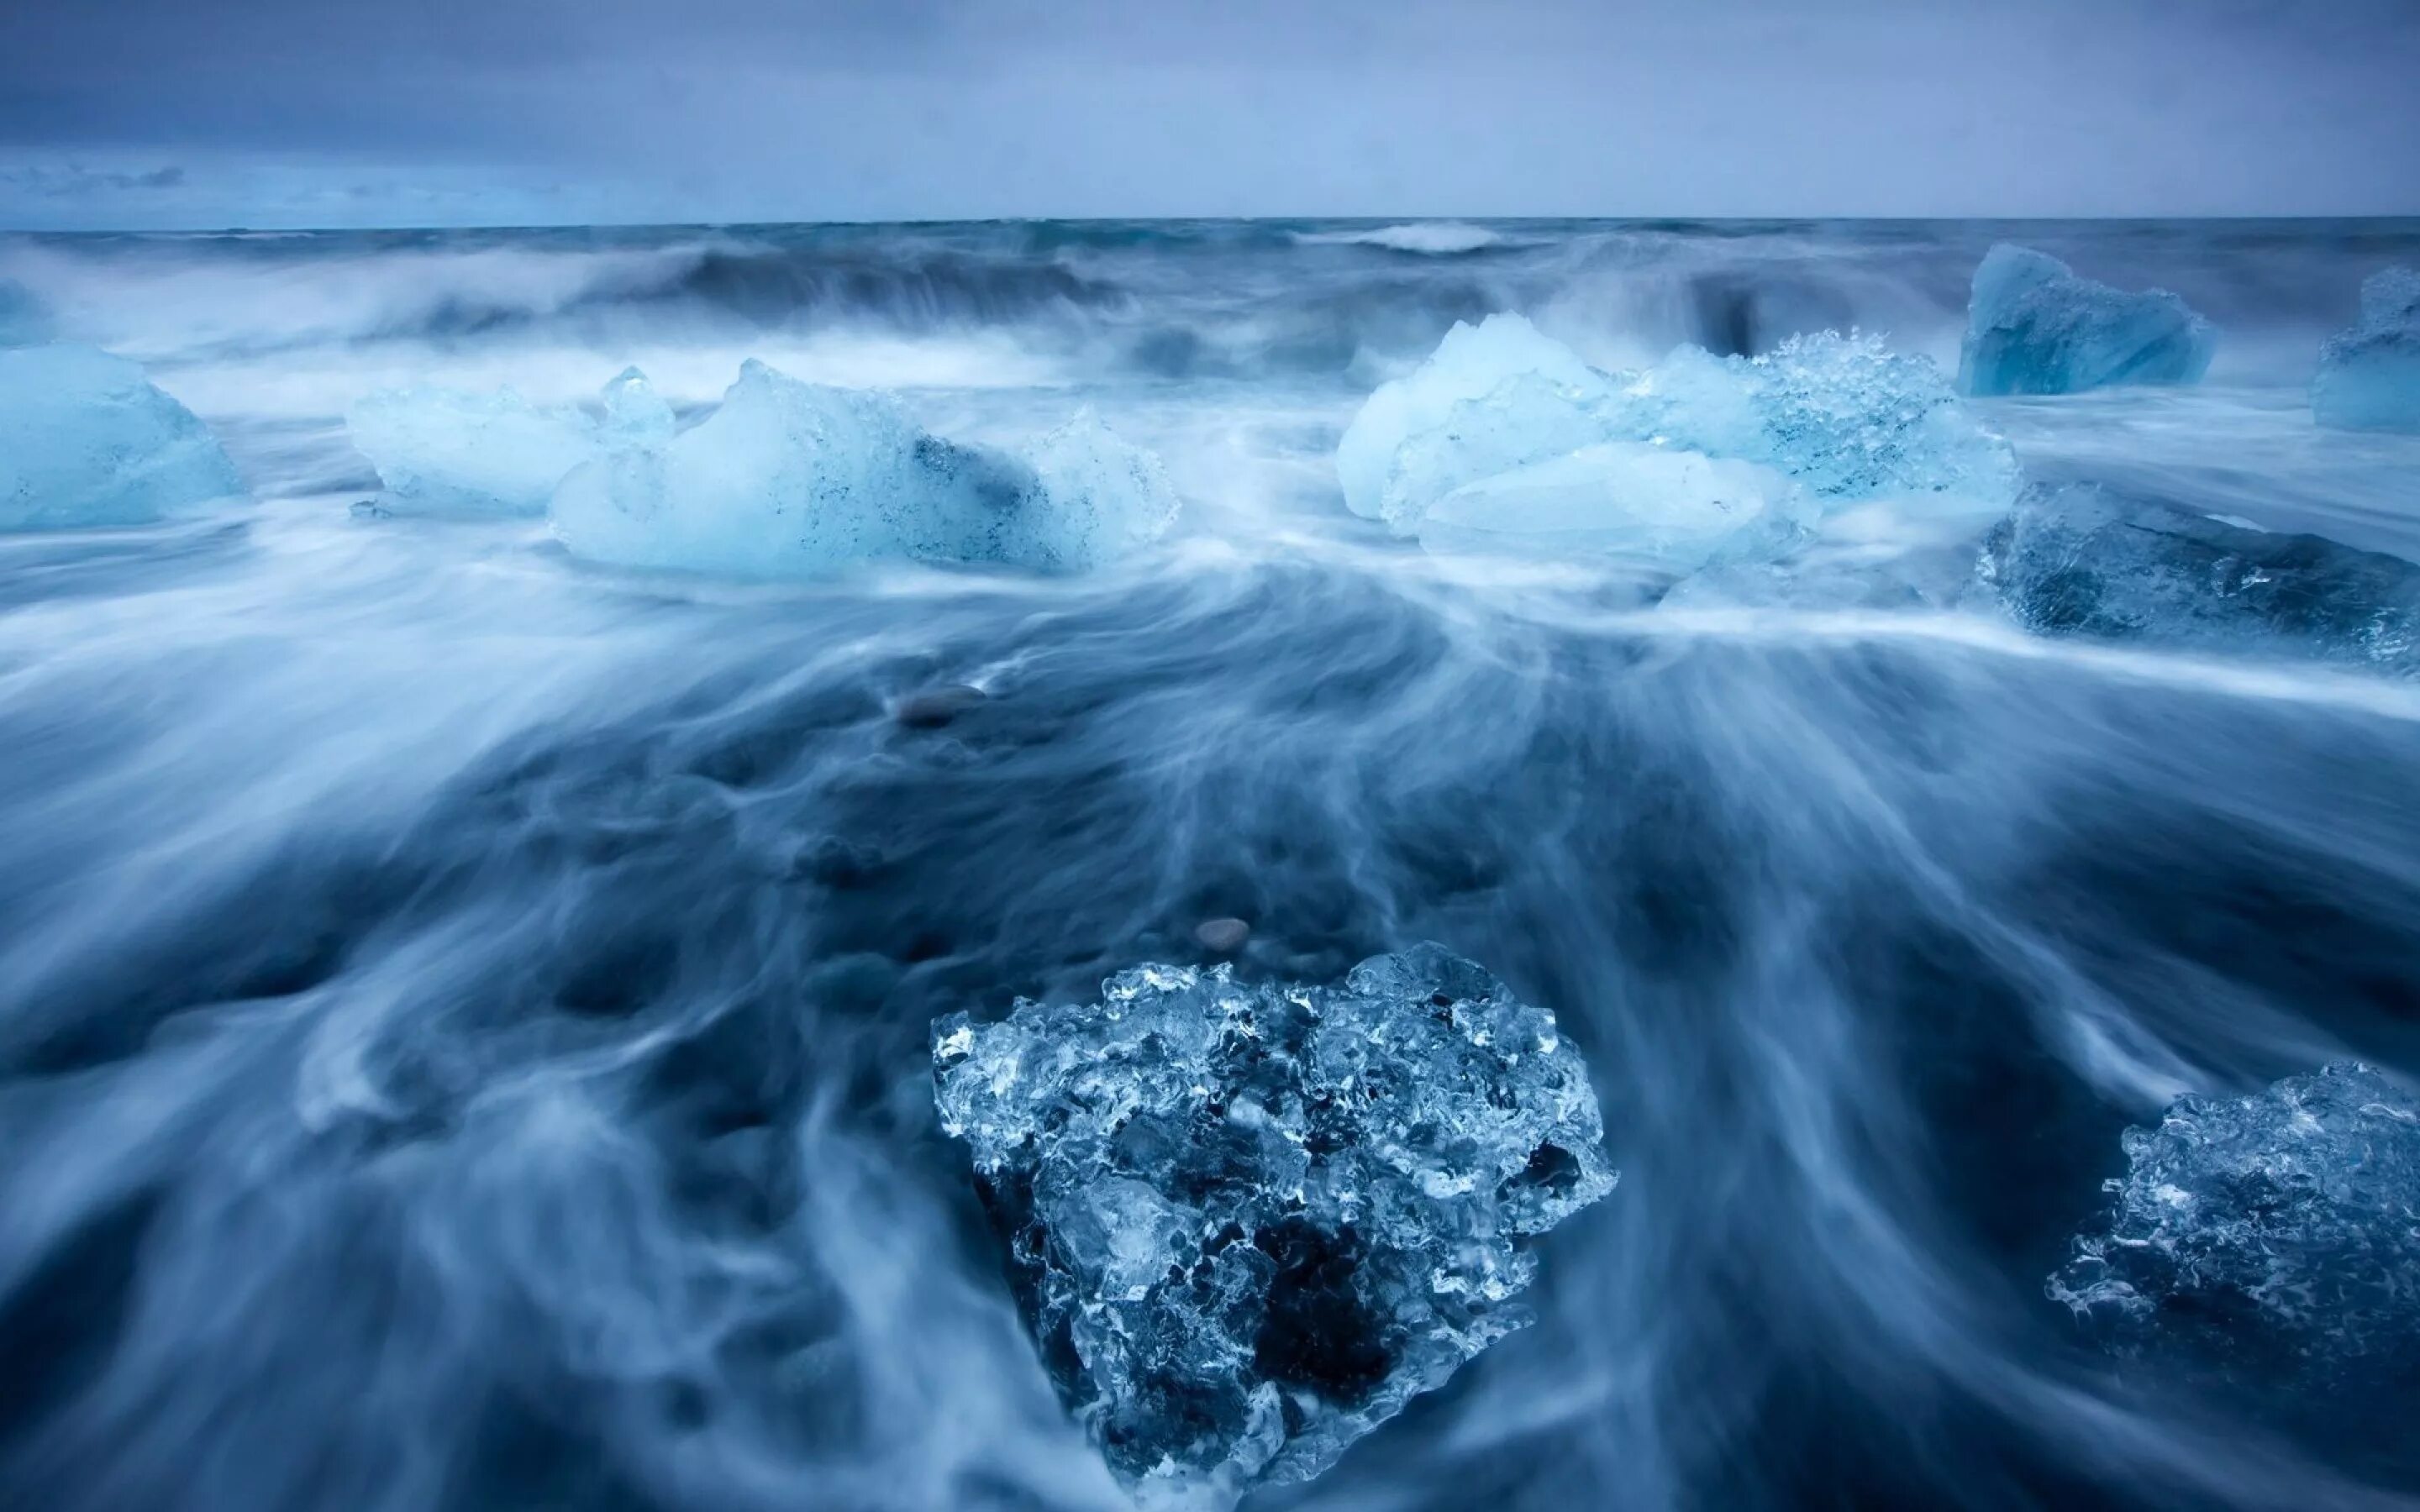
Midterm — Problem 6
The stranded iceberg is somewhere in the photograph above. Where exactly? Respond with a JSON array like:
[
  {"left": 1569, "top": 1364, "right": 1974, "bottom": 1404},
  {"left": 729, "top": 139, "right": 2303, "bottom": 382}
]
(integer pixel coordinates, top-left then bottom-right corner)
[
  {"left": 2312, "top": 266, "right": 2420, "bottom": 434},
  {"left": 1975, "top": 482, "right": 2420, "bottom": 675},
  {"left": 550, "top": 360, "right": 1180, "bottom": 576},
  {"left": 0, "top": 344, "right": 245, "bottom": 532},
  {"left": 1337, "top": 314, "right": 2017, "bottom": 572},
  {"left": 1957, "top": 244, "right": 2215, "bottom": 396},
  {"left": 934, "top": 944, "right": 1615, "bottom": 1510}
]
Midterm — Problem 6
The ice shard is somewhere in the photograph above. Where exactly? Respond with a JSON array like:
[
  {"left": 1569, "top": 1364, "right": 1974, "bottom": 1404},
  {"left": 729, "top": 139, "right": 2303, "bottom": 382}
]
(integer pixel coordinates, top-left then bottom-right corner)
[
  {"left": 1957, "top": 244, "right": 2215, "bottom": 396},
  {"left": 933, "top": 944, "right": 1615, "bottom": 1510},
  {"left": 2049, "top": 1063, "right": 2420, "bottom": 1397},
  {"left": 1975, "top": 482, "right": 2420, "bottom": 674},
  {"left": 2312, "top": 265, "right": 2420, "bottom": 434}
]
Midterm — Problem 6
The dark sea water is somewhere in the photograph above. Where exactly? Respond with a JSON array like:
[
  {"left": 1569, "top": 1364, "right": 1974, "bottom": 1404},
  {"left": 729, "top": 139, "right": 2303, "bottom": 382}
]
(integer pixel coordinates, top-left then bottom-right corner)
[{"left": 3, "top": 218, "right": 2420, "bottom": 1511}]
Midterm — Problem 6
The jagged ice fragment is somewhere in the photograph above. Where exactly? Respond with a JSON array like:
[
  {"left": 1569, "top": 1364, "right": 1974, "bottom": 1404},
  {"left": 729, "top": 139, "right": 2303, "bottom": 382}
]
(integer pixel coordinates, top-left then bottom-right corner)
[
  {"left": 1975, "top": 482, "right": 2420, "bottom": 674},
  {"left": 0, "top": 344, "right": 245, "bottom": 531},
  {"left": 2049, "top": 1063, "right": 2420, "bottom": 1397},
  {"left": 1957, "top": 244, "right": 2215, "bottom": 396},
  {"left": 932, "top": 944, "right": 1616, "bottom": 1510},
  {"left": 0, "top": 279, "right": 55, "bottom": 348},
  {"left": 550, "top": 359, "right": 1179, "bottom": 576},
  {"left": 2312, "top": 266, "right": 2420, "bottom": 434}
]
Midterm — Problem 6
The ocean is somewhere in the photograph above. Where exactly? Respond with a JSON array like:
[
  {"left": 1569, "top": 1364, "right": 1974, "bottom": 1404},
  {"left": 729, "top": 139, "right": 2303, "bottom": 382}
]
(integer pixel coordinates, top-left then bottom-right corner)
[{"left": 3, "top": 217, "right": 2419, "bottom": 1511}]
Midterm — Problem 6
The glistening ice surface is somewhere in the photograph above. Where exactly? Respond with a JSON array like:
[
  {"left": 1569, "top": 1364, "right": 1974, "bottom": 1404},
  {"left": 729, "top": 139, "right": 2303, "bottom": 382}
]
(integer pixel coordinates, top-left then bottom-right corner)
[
  {"left": 933, "top": 946, "right": 1613, "bottom": 1509},
  {"left": 3, "top": 218, "right": 2420, "bottom": 1512}
]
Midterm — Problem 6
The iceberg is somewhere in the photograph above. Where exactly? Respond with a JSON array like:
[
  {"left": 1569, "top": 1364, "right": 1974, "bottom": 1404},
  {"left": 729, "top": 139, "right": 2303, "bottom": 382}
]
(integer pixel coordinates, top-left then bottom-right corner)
[
  {"left": 933, "top": 944, "right": 1615, "bottom": 1510},
  {"left": 1975, "top": 482, "right": 2420, "bottom": 674},
  {"left": 1418, "top": 441, "right": 1808, "bottom": 571},
  {"left": 1336, "top": 312, "right": 1615, "bottom": 527},
  {"left": 2049, "top": 1063, "right": 2420, "bottom": 1396},
  {"left": 1339, "top": 318, "right": 2017, "bottom": 555},
  {"left": 0, "top": 279, "right": 54, "bottom": 347},
  {"left": 0, "top": 344, "right": 245, "bottom": 532},
  {"left": 1957, "top": 244, "right": 2215, "bottom": 396},
  {"left": 346, "top": 382, "right": 605, "bottom": 516},
  {"left": 550, "top": 360, "right": 1178, "bottom": 577},
  {"left": 2312, "top": 265, "right": 2420, "bottom": 433}
]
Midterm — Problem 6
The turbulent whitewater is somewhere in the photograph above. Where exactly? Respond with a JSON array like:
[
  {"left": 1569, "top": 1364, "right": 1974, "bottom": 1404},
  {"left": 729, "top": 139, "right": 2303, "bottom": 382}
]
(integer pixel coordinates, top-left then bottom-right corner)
[{"left": 3, "top": 218, "right": 2420, "bottom": 1512}]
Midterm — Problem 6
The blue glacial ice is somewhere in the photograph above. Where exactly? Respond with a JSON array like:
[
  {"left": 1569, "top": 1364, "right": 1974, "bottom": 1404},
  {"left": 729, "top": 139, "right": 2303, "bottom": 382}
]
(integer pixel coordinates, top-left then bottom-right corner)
[
  {"left": 2312, "top": 266, "right": 2420, "bottom": 433},
  {"left": 346, "top": 381, "right": 611, "bottom": 516},
  {"left": 1418, "top": 441, "right": 1810, "bottom": 570},
  {"left": 2049, "top": 1063, "right": 2420, "bottom": 1394},
  {"left": 0, "top": 279, "right": 54, "bottom": 347},
  {"left": 1957, "top": 244, "right": 2215, "bottom": 396},
  {"left": 0, "top": 344, "right": 245, "bottom": 532},
  {"left": 933, "top": 944, "right": 1615, "bottom": 1511},
  {"left": 1975, "top": 482, "right": 2420, "bottom": 674},
  {"left": 1338, "top": 316, "right": 2016, "bottom": 568},
  {"left": 550, "top": 359, "right": 1179, "bottom": 577}
]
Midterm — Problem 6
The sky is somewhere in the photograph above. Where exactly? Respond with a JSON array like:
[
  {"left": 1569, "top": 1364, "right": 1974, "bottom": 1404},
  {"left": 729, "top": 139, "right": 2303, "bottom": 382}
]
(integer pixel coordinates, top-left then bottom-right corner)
[{"left": 2, "top": 0, "right": 2416, "bottom": 228}]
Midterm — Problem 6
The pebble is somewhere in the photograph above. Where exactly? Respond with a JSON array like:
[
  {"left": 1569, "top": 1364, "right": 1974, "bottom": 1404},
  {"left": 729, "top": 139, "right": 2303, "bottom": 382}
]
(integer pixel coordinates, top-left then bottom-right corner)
[
  {"left": 1194, "top": 917, "right": 1250, "bottom": 953},
  {"left": 891, "top": 684, "right": 988, "bottom": 730}
]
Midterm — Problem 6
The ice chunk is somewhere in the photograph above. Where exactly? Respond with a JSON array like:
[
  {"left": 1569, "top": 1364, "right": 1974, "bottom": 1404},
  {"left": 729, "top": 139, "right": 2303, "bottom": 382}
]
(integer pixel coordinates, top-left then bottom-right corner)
[
  {"left": 2312, "top": 266, "right": 2420, "bottom": 433},
  {"left": 346, "top": 383, "right": 602, "bottom": 516},
  {"left": 1975, "top": 482, "right": 2420, "bottom": 674},
  {"left": 550, "top": 360, "right": 1177, "bottom": 577},
  {"left": 1957, "top": 244, "right": 2215, "bottom": 396},
  {"left": 1335, "top": 313, "right": 1616, "bottom": 524},
  {"left": 0, "top": 344, "right": 244, "bottom": 531},
  {"left": 1418, "top": 441, "right": 1808, "bottom": 571},
  {"left": 0, "top": 279, "right": 54, "bottom": 347},
  {"left": 1344, "top": 323, "right": 2018, "bottom": 544},
  {"left": 2049, "top": 1063, "right": 2420, "bottom": 1397},
  {"left": 933, "top": 944, "right": 1615, "bottom": 1510}
]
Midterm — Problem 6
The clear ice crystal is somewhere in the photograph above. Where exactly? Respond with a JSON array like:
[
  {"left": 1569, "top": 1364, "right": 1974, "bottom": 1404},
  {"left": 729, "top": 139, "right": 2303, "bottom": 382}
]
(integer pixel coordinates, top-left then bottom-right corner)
[
  {"left": 1975, "top": 482, "right": 2420, "bottom": 675},
  {"left": 932, "top": 944, "right": 1616, "bottom": 1509},
  {"left": 1957, "top": 244, "right": 2215, "bottom": 396},
  {"left": 2049, "top": 1063, "right": 2420, "bottom": 1392},
  {"left": 2312, "top": 266, "right": 2420, "bottom": 434}
]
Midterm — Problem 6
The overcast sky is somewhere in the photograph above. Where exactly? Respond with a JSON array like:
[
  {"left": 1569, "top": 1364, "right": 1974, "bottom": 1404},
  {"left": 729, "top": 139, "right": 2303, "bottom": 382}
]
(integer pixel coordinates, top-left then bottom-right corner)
[{"left": 2, "top": 0, "right": 2415, "bottom": 228}]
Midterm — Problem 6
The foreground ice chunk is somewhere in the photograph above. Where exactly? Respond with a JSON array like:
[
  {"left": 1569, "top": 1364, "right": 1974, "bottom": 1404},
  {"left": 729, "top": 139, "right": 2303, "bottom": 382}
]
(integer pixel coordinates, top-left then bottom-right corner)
[
  {"left": 1975, "top": 482, "right": 2420, "bottom": 674},
  {"left": 1418, "top": 441, "right": 1807, "bottom": 570},
  {"left": 2312, "top": 266, "right": 2420, "bottom": 433},
  {"left": 347, "top": 383, "right": 604, "bottom": 515},
  {"left": 551, "top": 360, "right": 1178, "bottom": 576},
  {"left": 1957, "top": 244, "right": 2215, "bottom": 396},
  {"left": 0, "top": 344, "right": 244, "bottom": 531},
  {"left": 933, "top": 944, "right": 1615, "bottom": 1509},
  {"left": 2049, "top": 1063, "right": 2420, "bottom": 1396}
]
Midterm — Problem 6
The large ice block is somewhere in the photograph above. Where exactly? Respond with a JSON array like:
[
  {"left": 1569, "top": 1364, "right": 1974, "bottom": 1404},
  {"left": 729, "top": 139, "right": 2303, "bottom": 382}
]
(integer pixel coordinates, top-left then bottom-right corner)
[
  {"left": 1340, "top": 319, "right": 2017, "bottom": 551},
  {"left": 0, "top": 279, "right": 53, "bottom": 347},
  {"left": 550, "top": 360, "right": 1178, "bottom": 577},
  {"left": 2049, "top": 1063, "right": 2420, "bottom": 1397},
  {"left": 1335, "top": 312, "right": 1616, "bottom": 527},
  {"left": 1417, "top": 441, "right": 1808, "bottom": 571},
  {"left": 933, "top": 944, "right": 1615, "bottom": 1510},
  {"left": 2312, "top": 265, "right": 2420, "bottom": 433},
  {"left": 0, "top": 344, "right": 245, "bottom": 531},
  {"left": 1957, "top": 244, "right": 2215, "bottom": 396},
  {"left": 346, "top": 383, "right": 602, "bottom": 516},
  {"left": 1975, "top": 482, "right": 2420, "bottom": 674}
]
